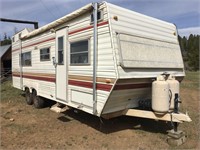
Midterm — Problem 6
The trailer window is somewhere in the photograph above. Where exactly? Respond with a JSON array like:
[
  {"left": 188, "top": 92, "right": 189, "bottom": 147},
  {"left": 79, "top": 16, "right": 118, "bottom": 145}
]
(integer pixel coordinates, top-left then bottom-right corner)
[
  {"left": 21, "top": 52, "right": 31, "bottom": 66},
  {"left": 12, "top": 37, "right": 15, "bottom": 43},
  {"left": 19, "top": 33, "right": 22, "bottom": 39},
  {"left": 118, "top": 33, "right": 184, "bottom": 69},
  {"left": 91, "top": 10, "right": 103, "bottom": 23},
  {"left": 58, "top": 36, "right": 64, "bottom": 64},
  {"left": 70, "top": 40, "right": 89, "bottom": 65},
  {"left": 40, "top": 47, "right": 50, "bottom": 61}
]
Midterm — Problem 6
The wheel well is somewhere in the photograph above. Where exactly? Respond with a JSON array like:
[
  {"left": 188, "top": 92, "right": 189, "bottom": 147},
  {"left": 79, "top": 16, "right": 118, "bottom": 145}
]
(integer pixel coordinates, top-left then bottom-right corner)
[
  {"left": 24, "top": 87, "right": 29, "bottom": 92},
  {"left": 31, "top": 88, "right": 37, "bottom": 95}
]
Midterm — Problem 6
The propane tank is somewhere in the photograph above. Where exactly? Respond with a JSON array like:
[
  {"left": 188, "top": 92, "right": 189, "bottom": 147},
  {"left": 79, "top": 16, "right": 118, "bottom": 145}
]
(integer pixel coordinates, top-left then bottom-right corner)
[
  {"left": 166, "top": 75, "right": 180, "bottom": 110},
  {"left": 152, "top": 75, "right": 169, "bottom": 115}
]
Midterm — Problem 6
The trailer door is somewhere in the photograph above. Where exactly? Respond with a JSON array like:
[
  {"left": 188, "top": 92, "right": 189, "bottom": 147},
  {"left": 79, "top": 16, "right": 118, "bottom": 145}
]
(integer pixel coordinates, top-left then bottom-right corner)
[{"left": 55, "top": 27, "right": 68, "bottom": 102}]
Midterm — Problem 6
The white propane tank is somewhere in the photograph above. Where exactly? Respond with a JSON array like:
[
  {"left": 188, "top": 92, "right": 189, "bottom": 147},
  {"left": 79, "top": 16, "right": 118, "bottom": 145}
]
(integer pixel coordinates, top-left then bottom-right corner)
[
  {"left": 167, "top": 75, "right": 180, "bottom": 110},
  {"left": 152, "top": 75, "right": 169, "bottom": 115}
]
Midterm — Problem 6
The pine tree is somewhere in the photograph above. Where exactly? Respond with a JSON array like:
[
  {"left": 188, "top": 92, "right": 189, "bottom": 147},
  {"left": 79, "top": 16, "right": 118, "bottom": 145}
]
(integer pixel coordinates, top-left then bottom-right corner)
[
  {"left": 178, "top": 34, "right": 199, "bottom": 71},
  {"left": 4, "top": 33, "right": 7, "bottom": 40},
  {"left": 0, "top": 33, "right": 11, "bottom": 46},
  {"left": 187, "top": 34, "right": 199, "bottom": 71}
]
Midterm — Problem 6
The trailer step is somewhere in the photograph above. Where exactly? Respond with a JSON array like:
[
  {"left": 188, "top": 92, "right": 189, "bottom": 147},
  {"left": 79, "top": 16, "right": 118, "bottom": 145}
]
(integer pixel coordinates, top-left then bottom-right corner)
[{"left": 50, "top": 103, "right": 69, "bottom": 113}]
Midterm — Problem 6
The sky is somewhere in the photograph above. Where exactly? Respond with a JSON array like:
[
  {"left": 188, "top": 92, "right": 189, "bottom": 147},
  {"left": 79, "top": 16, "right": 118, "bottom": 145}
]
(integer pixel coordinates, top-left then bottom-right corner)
[{"left": 0, "top": 0, "right": 199, "bottom": 39}]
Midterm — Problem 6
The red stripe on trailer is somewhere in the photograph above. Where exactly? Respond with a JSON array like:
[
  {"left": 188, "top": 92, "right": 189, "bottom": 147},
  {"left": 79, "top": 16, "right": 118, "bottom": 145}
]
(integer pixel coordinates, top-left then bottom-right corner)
[
  {"left": 69, "top": 21, "right": 109, "bottom": 35},
  {"left": 12, "top": 48, "right": 20, "bottom": 52},
  {"left": 12, "top": 21, "right": 108, "bottom": 52},
  {"left": 113, "top": 83, "right": 152, "bottom": 90},
  {"left": 68, "top": 80, "right": 112, "bottom": 92},
  {"left": 12, "top": 74, "right": 55, "bottom": 82},
  {"left": 12, "top": 37, "right": 55, "bottom": 52},
  {"left": 23, "top": 37, "right": 55, "bottom": 49},
  {"left": 12, "top": 74, "right": 112, "bottom": 92}
]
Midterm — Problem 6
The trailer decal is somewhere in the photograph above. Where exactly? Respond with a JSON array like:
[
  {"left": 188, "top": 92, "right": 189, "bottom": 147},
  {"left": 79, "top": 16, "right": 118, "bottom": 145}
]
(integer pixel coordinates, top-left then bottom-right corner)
[
  {"left": 113, "top": 83, "right": 152, "bottom": 90},
  {"left": 68, "top": 75, "right": 115, "bottom": 84},
  {"left": 12, "top": 73, "right": 55, "bottom": 82},
  {"left": 12, "top": 21, "right": 108, "bottom": 53},
  {"left": 12, "top": 73, "right": 113, "bottom": 91},
  {"left": 12, "top": 37, "right": 55, "bottom": 52},
  {"left": 69, "top": 21, "right": 109, "bottom": 35},
  {"left": 69, "top": 80, "right": 112, "bottom": 91}
]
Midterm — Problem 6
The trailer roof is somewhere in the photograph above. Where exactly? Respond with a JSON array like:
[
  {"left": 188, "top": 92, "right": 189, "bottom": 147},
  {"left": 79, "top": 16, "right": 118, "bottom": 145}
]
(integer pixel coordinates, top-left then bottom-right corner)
[
  {"left": 21, "top": 1, "right": 175, "bottom": 40},
  {"left": 22, "top": 3, "right": 93, "bottom": 39}
]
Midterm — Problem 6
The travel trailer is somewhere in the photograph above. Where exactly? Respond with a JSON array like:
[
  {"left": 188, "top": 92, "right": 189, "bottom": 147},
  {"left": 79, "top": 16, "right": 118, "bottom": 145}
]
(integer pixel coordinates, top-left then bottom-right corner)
[{"left": 12, "top": 1, "right": 191, "bottom": 144}]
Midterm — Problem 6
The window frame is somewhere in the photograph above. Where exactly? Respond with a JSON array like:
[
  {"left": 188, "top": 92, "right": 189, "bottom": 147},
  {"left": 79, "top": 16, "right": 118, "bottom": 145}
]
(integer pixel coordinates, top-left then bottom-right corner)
[
  {"left": 70, "top": 39, "right": 90, "bottom": 66},
  {"left": 40, "top": 47, "right": 51, "bottom": 61},
  {"left": 18, "top": 33, "right": 22, "bottom": 39},
  {"left": 20, "top": 51, "right": 32, "bottom": 67},
  {"left": 90, "top": 9, "right": 103, "bottom": 23},
  {"left": 12, "top": 37, "right": 15, "bottom": 43},
  {"left": 57, "top": 36, "right": 64, "bottom": 65}
]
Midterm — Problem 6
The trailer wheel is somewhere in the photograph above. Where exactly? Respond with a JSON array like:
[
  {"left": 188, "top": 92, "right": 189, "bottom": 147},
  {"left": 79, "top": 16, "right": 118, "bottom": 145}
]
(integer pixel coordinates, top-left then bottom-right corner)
[
  {"left": 32, "top": 90, "right": 45, "bottom": 109},
  {"left": 25, "top": 88, "right": 33, "bottom": 105}
]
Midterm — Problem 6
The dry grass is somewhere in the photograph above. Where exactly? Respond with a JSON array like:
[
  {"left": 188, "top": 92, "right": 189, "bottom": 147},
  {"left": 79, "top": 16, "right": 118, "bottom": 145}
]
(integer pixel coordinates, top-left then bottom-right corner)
[
  {"left": 178, "top": 71, "right": 200, "bottom": 149},
  {"left": 181, "top": 71, "right": 200, "bottom": 89},
  {"left": 1, "top": 80, "right": 23, "bottom": 103}
]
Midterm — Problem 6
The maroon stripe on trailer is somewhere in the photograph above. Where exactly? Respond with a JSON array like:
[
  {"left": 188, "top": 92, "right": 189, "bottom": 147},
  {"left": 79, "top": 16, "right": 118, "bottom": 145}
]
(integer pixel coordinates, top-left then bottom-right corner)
[
  {"left": 12, "top": 48, "right": 20, "bottom": 52},
  {"left": 69, "top": 21, "right": 109, "bottom": 35},
  {"left": 23, "top": 37, "right": 55, "bottom": 49},
  {"left": 12, "top": 74, "right": 112, "bottom": 92},
  {"left": 68, "top": 80, "right": 112, "bottom": 92},
  {"left": 12, "top": 37, "right": 55, "bottom": 52},
  {"left": 12, "top": 74, "right": 55, "bottom": 82},
  {"left": 113, "top": 83, "right": 152, "bottom": 90},
  {"left": 12, "top": 74, "right": 20, "bottom": 78},
  {"left": 12, "top": 21, "right": 109, "bottom": 52}
]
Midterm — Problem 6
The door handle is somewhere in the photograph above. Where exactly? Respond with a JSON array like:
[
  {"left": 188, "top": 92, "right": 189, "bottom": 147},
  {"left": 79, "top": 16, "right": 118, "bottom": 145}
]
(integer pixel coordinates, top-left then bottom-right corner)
[{"left": 52, "top": 57, "right": 57, "bottom": 67}]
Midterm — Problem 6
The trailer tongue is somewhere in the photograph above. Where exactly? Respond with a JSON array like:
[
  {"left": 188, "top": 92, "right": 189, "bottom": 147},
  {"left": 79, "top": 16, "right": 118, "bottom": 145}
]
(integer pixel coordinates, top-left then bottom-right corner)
[{"left": 102, "top": 74, "right": 191, "bottom": 146}]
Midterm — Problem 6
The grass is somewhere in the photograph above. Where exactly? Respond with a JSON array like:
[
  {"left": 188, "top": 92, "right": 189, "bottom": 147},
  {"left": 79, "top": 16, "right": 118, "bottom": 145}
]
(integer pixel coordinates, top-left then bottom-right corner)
[
  {"left": 181, "top": 71, "right": 199, "bottom": 90},
  {"left": 1, "top": 80, "right": 23, "bottom": 103},
  {"left": 3, "top": 123, "right": 29, "bottom": 134}
]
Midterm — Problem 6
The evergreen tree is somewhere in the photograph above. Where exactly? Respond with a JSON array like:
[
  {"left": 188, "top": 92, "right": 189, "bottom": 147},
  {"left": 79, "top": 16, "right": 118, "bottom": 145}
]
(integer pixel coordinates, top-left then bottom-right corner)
[
  {"left": 187, "top": 35, "right": 199, "bottom": 71},
  {"left": 4, "top": 33, "right": 7, "bottom": 40},
  {"left": 0, "top": 33, "right": 11, "bottom": 46},
  {"left": 178, "top": 34, "right": 199, "bottom": 71}
]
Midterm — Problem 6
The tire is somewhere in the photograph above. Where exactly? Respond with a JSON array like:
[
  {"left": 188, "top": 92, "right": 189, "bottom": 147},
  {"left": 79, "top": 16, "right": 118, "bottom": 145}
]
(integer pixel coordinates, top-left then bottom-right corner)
[
  {"left": 25, "top": 88, "right": 33, "bottom": 105},
  {"left": 32, "top": 91, "right": 45, "bottom": 109}
]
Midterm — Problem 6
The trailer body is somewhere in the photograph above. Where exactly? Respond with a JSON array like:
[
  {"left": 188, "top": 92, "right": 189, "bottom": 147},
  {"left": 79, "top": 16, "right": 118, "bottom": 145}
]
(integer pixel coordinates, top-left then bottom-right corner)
[{"left": 12, "top": 2, "right": 185, "bottom": 119}]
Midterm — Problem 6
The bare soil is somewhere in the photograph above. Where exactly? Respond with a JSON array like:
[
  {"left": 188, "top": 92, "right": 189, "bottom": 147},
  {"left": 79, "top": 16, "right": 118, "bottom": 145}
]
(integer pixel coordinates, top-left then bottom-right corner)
[{"left": 1, "top": 77, "right": 199, "bottom": 149}]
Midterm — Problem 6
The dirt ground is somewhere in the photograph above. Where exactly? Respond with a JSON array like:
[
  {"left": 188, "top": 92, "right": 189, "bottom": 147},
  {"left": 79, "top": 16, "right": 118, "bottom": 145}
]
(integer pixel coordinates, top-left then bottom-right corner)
[{"left": 0, "top": 74, "right": 199, "bottom": 149}]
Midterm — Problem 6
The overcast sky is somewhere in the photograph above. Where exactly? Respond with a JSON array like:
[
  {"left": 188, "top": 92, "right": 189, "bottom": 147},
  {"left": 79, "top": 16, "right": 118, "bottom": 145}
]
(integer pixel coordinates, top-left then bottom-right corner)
[{"left": 0, "top": 0, "right": 199, "bottom": 39}]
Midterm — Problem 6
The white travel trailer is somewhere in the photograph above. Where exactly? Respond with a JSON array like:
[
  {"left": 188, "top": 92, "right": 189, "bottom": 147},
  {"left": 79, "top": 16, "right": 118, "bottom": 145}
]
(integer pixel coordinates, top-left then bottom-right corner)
[{"left": 12, "top": 2, "right": 191, "bottom": 143}]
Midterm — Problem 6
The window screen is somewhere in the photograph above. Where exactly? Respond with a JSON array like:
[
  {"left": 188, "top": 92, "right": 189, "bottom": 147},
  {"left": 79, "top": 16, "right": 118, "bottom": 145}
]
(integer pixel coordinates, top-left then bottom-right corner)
[
  {"left": 40, "top": 47, "right": 50, "bottom": 61},
  {"left": 21, "top": 52, "right": 31, "bottom": 66},
  {"left": 58, "top": 37, "right": 64, "bottom": 64},
  {"left": 70, "top": 40, "right": 89, "bottom": 64}
]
